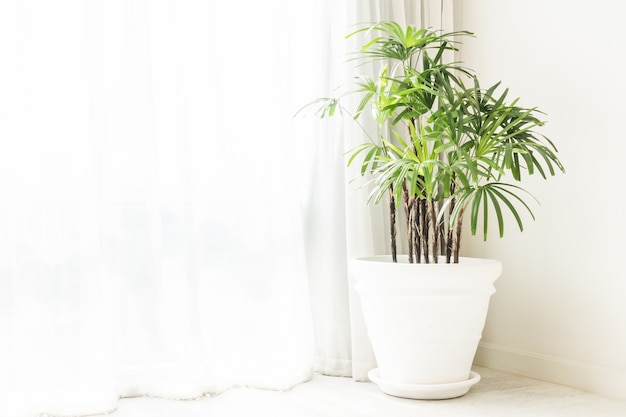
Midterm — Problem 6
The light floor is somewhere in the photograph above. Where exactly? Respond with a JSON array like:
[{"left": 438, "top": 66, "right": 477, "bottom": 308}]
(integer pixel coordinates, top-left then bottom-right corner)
[{"left": 111, "top": 366, "right": 626, "bottom": 417}]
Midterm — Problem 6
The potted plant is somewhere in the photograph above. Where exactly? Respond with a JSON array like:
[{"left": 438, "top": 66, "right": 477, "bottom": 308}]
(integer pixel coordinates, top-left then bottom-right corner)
[{"left": 300, "top": 21, "right": 565, "bottom": 399}]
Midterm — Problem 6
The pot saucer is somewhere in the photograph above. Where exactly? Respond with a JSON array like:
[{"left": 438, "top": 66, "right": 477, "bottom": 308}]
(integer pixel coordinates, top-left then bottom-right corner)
[{"left": 367, "top": 368, "right": 481, "bottom": 400}]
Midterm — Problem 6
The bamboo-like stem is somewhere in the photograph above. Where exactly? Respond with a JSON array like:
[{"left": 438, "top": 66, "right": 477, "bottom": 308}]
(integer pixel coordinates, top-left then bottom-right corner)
[
  {"left": 446, "top": 179, "right": 457, "bottom": 264},
  {"left": 428, "top": 199, "right": 439, "bottom": 263},
  {"left": 439, "top": 226, "right": 447, "bottom": 260},
  {"left": 453, "top": 207, "right": 465, "bottom": 263},
  {"left": 412, "top": 199, "right": 420, "bottom": 263},
  {"left": 420, "top": 199, "right": 429, "bottom": 263},
  {"left": 446, "top": 198, "right": 455, "bottom": 263},
  {"left": 402, "top": 181, "right": 413, "bottom": 263},
  {"left": 388, "top": 186, "right": 397, "bottom": 263}
]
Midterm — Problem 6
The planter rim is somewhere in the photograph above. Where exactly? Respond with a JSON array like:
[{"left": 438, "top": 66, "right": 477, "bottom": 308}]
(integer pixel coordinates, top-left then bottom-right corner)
[
  {"left": 349, "top": 254, "right": 501, "bottom": 292},
  {"left": 351, "top": 255, "right": 501, "bottom": 265}
]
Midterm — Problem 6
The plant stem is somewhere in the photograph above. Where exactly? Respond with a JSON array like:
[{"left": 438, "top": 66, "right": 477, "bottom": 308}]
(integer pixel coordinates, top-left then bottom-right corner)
[
  {"left": 403, "top": 181, "right": 413, "bottom": 263},
  {"left": 453, "top": 207, "right": 465, "bottom": 263},
  {"left": 412, "top": 199, "right": 420, "bottom": 263},
  {"left": 420, "top": 199, "right": 429, "bottom": 264},
  {"left": 428, "top": 199, "right": 439, "bottom": 263},
  {"left": 388, "top": 186, "right": 397, "bottom": 263},
  {"left": 446, "top": 197, "right": 456, "bottom": 263}
]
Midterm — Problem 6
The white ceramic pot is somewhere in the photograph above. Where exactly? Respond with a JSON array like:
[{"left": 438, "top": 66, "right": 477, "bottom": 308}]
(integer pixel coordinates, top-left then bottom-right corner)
[{"left": 350, "top": 255, "right": 501, "bottom": 399}]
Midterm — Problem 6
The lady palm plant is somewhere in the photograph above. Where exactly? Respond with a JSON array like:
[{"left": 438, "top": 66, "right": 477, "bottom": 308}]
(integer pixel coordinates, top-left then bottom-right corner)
[{"left": 303, "top": 21, "right": 564, "bottom": 264}]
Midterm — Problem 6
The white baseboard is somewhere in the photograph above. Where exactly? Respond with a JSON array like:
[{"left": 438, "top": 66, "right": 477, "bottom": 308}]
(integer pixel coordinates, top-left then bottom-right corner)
[{"left": 474, "top": 342, "right": 626, "bottom": 400}]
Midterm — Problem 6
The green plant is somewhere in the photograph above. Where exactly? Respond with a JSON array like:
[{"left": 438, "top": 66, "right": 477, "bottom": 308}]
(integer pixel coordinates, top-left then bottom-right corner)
[{"left": 301, "top": 21, "right": 565, "bottom": 263}]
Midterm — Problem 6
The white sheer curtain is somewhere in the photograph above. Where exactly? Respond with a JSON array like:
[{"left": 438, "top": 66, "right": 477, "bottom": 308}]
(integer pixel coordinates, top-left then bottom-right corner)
[{"left": 0, "top": 1, "right": 337, "bottom": 416}]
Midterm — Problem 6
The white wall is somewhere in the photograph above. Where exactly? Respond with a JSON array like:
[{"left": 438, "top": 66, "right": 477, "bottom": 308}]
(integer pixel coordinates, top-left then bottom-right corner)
[{"left": 458, "top": 0, "right": 626, "bottom": 399}]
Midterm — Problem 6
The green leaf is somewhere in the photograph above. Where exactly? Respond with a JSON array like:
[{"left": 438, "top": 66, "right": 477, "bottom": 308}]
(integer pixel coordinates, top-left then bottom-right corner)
[
  {"left": 485, "top": 188, "right": 504, "bottom": 238},
  {"left": 470, "top": 188, "right": 482, "bottom": 236},
  {"left": 489, "top": 183, "right": 537, "bottom": 232}
]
